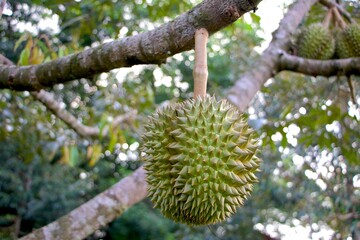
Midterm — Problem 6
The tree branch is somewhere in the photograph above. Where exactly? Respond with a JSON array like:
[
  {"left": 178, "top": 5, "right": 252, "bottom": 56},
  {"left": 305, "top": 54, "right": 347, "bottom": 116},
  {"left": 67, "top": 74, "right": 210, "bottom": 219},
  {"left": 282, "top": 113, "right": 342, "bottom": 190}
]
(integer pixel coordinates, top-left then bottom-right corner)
[
  {"left": 31, "top": 90, "right": 99, "bottom": 138},
  {"left": 20, "top": 167, "right": 147, "bottom": 240},
  {"left": 0, "top": 54, "right": 136, "bottom": 139},
  {"left": 0, "top": 0, "right": 261, "bottom": 91},
  {"left": 31, "top": 90, "right": 137, "bottom": 138},
  {"left": 0, "top": 53, "right": 13, "bottom": 65},
  {"left": 227, "top": 0, "right": 319, "bottom": 111},
  {"left": 0, "top": 0, "right": 5, "bottom": 18},
  {"left": 279, "top": 51, "right": 360, "bottom": 77},
  {"left": 319, "top": 0, "right": 354, "bottom": 23}
]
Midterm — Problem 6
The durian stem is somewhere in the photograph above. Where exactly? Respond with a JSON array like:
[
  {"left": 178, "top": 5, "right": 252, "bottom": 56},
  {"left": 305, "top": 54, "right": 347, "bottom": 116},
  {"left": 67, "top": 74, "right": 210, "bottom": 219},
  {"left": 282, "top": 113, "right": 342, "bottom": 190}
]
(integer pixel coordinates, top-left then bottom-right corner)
[
  {"left": 346, "top": 76, "right": 356, "bottom": 104},
  {"left": 332, "top": 7, "right": 347, "bottom": 29},
  {"left": 193, "top": 28, "right": 209, "bottom": 99},
  {"left": 322, "top": 8, "right": 333, "bottom": 28}
]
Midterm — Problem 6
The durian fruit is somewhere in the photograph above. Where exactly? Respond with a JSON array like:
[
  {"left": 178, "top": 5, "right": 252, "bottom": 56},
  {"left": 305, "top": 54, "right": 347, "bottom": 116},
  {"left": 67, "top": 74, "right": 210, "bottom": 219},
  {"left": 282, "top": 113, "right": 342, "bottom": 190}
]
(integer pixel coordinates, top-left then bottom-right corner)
[
  {"left": 297, "top": 23, "right": 335, "bottom": 60},
  {"left": 141, "top": 96, "right": 260, "bottom": 225},
  {"left": 335, "top": 24, "right": 360, "bottom": 58}
]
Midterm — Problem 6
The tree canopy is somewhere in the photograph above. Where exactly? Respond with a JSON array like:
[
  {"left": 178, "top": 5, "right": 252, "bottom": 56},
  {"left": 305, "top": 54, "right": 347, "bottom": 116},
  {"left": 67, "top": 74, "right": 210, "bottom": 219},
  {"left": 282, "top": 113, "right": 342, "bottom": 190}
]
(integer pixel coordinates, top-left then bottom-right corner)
[{"left": 0, "top": 0, "right": 359, "bottom": 239}]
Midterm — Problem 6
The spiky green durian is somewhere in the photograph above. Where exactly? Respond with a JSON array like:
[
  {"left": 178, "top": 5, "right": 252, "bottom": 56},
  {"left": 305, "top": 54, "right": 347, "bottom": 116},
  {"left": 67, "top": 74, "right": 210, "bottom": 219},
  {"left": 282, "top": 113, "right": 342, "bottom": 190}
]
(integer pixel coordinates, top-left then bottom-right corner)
[
  {"left": 297, "top": 23, "right": 335, "bottom": 60},
  {"left": 335, "top": 24, "right": 360, "bottom": 58},
  {"left": 141, "top": 96, "right": 260, "bottom": 225}
]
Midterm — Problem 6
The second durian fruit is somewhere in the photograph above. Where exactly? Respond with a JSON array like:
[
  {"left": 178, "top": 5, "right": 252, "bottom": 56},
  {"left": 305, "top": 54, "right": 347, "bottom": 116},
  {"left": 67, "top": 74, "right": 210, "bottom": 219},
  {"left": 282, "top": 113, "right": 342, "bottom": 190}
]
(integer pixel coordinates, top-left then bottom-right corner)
[
  {"left": 335, "top": 24, "right": 360, "bottom": 58},
  {"left": 297, "top": 23, "right": 335, "bottom": 60},
  {"left": 142, "top": 96, "right": 260, "bottom": 225}
]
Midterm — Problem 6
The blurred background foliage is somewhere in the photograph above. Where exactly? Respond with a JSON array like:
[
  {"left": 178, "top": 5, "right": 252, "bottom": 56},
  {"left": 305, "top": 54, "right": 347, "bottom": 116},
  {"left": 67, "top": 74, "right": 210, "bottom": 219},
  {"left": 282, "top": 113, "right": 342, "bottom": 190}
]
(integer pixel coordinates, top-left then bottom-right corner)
[{"left": 0, "top": 0, "right": 359, "bottom": 239}]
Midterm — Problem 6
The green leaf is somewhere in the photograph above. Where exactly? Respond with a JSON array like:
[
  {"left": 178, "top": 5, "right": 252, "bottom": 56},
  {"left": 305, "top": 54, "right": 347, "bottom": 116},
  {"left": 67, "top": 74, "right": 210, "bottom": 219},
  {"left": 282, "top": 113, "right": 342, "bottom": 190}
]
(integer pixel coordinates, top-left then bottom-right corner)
[
  {"left": 18, "top": 48, "right": 30, "bottom": 66},
  {"left": 88, "top": 144, "right": 102, "bottom": 167},
  {"left": 14, "top": 32, "right": 30, "bottom": 51},
  {"left": 280, "top": 103, "right": 294, "bottom": 119},
  {"left": 250, "top": 13, "right": 261, "bottom": 24},
  {"left": 98, "top": 114, "right": 108, "bottom": 141},
  {"left": 108, "top": 126, "right": 118, "bottom": 152},
  {"left": 69, "top": 145, "right": 80, "bottom": 167},
  {"left": 59, "top": 146, "right": 70, "bottom": 165},
  {"left": 36, "top": 40, "right": 50, "bottom": 54},
  {"left": 29, "top": 46, "right": 45, "bottom": 65},
  {"left": 58, "top": 47, "right": 67, "bottom": 58}
]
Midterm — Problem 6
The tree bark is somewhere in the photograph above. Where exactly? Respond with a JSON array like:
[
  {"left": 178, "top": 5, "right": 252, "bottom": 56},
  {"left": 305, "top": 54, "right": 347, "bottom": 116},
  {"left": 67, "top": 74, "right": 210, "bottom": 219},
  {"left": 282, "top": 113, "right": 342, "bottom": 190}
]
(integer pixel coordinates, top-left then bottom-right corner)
[
  {"left": 20, "top": 167, "right": 147, "bottom": 240},
  {"left": 279, "top": 52, "right": 360, "bottom": 77},
  {"left": 0, "top": 0, "right": 260, "bottom": 91},
  {"left": 31, "top": 90, "right": 137, "bottom": 138},
  {"left": 0, "top": 0, "right": 5, "bottom": 17}
]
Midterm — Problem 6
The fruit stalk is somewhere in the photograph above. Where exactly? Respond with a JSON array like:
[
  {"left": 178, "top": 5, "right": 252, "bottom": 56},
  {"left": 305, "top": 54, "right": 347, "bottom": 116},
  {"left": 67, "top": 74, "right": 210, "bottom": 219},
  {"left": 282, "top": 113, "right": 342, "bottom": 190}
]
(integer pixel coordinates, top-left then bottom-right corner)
[
  {"left": 322, "top": 8, "right": 333, "bottom": 28},
  {"left": 193, "top": 28, "right": 209, "bottom": 99},
  {"left": 332, "top": 7, "right": 347, "bottom": 29}
]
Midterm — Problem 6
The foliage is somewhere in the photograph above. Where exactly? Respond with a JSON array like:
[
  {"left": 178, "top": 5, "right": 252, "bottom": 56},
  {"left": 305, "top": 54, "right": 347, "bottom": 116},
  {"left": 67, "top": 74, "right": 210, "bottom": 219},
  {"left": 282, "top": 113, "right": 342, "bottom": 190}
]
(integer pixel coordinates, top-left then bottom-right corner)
[
  {"left": 107, "top": 201, "right": 177, "bottom": 240},
  {"left": 0, "top": 134, "right": 88, "bottom": 236}
]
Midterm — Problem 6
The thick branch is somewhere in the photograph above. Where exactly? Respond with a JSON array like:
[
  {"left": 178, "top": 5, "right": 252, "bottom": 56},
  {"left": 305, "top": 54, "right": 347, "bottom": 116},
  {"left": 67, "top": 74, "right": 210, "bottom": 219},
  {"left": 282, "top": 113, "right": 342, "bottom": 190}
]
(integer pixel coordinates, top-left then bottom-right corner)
[
  {"left": 0, "top": 0, "right": 261, "bottom": 91},
  {"left": 20, "top": 167, "right": 147, "bottom": 240},
  {"left": 279, "top": 52, "right": 360, "bottom": 77},
  {"left": 227, "top": 0, "right": 319, "bottom": 111}
]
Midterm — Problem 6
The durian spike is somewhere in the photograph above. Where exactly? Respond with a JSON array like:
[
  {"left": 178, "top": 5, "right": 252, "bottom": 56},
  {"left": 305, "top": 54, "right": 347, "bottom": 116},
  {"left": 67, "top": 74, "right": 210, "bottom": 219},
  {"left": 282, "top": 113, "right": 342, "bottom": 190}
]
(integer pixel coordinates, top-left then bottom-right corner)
[
  {"left": 322, "top": 8, "right": 333, "bottom": 29},
  {"left": 332, "top": 7, "right": 347, "bottom": 30},
  {"left": 193, "top": 28, "right": 209, "bottom": 99}
]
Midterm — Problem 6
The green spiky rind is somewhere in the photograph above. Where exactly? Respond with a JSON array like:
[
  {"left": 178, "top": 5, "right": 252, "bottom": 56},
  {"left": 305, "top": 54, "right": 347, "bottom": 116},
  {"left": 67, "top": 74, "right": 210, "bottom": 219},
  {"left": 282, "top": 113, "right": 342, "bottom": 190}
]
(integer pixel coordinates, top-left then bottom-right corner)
[
  {"left": 335, "top": 31, "right": 353, "bottom": 58},
  {"left": 297, "top": 24, "right": 335, "bottom": 60},
  {"left": 335, "top": 24, "right": 360, "bottom": 58},
  {"left": 142, "top": 96, "right": 260, "bottom": 225}
]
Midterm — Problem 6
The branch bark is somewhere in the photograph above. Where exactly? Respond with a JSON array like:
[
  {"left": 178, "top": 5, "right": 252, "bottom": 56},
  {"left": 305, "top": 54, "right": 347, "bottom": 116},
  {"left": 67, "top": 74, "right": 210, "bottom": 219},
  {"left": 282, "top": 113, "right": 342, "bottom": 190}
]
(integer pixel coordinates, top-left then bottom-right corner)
[
  {"left": 0, "top": 0, "right": 261, "bottom": 91},
  {"left": 279, "top": 51, "right": 360, "bottom": 77},
  {"left": 227, "top": 0, "right": 319, "bottom": 111},
  {"left": 0, "top": 0, "right": 5, "bottom": 17},
  {"left": 0, "top": 53, "right": 13, "bottom": 65},
  {"left": 20, "top": 167, "right": 147, "bottom": 240},
  {"left": 31, "top": 90, "right": 137, "bottom": 138},
  {"left": 31, "top": 90, "right": 100, "bottom": 138}
]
